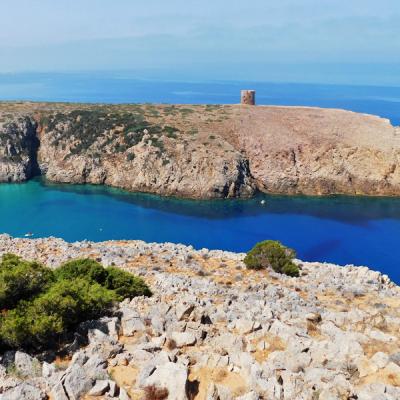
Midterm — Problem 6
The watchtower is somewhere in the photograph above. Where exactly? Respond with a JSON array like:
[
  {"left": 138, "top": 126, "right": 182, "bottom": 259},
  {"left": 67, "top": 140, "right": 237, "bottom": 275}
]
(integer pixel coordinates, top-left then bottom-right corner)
[{"left": 241, "top": 90, "right": 256, "bottom": 105}]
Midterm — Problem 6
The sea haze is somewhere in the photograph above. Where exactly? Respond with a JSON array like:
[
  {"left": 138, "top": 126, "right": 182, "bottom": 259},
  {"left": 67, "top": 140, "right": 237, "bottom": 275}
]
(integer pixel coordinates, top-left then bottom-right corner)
[{"left": 0, "top": 72, "right": 399, "bottom": 125}]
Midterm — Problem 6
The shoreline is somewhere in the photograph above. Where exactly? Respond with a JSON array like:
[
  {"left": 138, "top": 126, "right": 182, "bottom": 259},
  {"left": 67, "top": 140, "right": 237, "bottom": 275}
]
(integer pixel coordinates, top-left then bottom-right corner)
[{"left": 0, "top": 234, "right": 396, "bottom": 288}]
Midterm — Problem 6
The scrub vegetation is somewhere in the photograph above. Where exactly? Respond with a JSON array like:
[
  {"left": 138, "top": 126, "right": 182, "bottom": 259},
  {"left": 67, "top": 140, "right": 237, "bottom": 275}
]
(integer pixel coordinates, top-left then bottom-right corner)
[
  {"left": 0, "top": 254, "right": 151, "bottom": 351},
  {"left": 244, "top": 240, "right": 300, "bottom": 277}
]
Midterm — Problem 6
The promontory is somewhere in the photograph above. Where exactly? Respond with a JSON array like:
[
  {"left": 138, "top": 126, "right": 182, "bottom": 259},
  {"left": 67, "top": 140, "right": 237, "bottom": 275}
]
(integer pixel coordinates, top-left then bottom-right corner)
[{"left": 0, "top": 102, "right": 399, "bottom": 198}]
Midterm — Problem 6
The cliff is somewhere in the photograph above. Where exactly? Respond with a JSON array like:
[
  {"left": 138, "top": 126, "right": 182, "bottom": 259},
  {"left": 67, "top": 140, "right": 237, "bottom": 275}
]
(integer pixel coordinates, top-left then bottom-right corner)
[
  {"left": 0, "top": 235, "right": 399, "bottom": 399},
  {"left": 0, "top": 116, "right": 38, "bottom": 182},
  {"left": 0, "top": 102, "right": 399, "bottom": 198}
]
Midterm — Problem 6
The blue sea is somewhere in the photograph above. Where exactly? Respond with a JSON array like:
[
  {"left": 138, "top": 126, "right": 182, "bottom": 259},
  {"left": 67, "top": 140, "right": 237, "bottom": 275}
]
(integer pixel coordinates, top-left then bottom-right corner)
[{"left": 0, "top": 72, "right": 399, "bottom": 283}]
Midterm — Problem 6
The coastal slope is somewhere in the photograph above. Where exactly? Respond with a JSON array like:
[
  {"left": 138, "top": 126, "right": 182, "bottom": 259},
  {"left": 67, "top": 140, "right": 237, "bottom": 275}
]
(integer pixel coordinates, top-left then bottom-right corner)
[
  {"left": 0, "top": 235, "right": 399, "bottom": 399},
  {"left": 0, "top": 102, "right": 399, "bottom": 198}
]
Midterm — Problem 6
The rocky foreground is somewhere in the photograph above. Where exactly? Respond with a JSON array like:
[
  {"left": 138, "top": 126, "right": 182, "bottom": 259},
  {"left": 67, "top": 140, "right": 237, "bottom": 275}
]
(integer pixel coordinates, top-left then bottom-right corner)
[
  {"left": 0, "top": 235, "right": 399, "bottom": 399},
  {"left": 1, "top": 102, "right": 400, "bottom": 198}
]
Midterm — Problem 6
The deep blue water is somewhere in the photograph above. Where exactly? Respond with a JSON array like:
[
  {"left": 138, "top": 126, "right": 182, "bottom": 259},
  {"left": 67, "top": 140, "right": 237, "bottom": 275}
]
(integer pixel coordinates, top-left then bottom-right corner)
[
  {"left": 0, "top": 180, "right": 399, "bottom": 284},
  {"left": 0, "top": 73, "right": 399, "bottom": 282},
  {"left": 0, "top": 72, "right": 399, "bottom": 125}
]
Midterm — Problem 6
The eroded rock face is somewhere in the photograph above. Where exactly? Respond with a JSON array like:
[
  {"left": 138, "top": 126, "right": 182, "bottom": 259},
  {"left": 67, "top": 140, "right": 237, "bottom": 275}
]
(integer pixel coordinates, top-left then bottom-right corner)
[
  {"left": 38, "top": 127, "right": 255, "bottom": 200},
  {"left": 0, "top": 116, "right": 38, "bottom": 182},
  {"left": 229, "top": 106, "right": 400, "bottom": 196},
  {"left": 0, "top": 103, "right": 400, "bottom": 198}
]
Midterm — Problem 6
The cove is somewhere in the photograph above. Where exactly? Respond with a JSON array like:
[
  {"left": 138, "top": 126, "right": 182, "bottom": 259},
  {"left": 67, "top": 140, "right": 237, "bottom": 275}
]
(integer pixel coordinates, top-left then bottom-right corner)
[{"left": 0, "top": 178, "right": 399, "bottom": 284}]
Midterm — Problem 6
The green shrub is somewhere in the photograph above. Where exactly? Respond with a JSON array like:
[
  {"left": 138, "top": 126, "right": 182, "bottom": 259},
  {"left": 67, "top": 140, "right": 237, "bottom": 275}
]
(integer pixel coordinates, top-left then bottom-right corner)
[
  {"left": 0, "top": 255, "right": 151, "bottom": 351},
  {"left": 56, "top": 259, "right": 152, "bottom": 299},
  {"left": 55, "top": 259, "right": 108, "bottom": 285},
  {"left": 104, "top": 267, "right": 152, "bottom": 300},
  {"left": 244, "top": 240, "right": 299, "bottom": 277},
  {"left": 0, "top": 278, "right": 116, "bottom": 350},
  {"left": 0, "top": 254, "right": 55, "bottom": 309}
]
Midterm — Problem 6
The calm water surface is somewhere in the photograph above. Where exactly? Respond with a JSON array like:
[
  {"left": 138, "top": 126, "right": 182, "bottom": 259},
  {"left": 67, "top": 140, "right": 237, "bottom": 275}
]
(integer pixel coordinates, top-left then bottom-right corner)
[{"left": 0, "top": 179, "right": 399, "bottom": 283}]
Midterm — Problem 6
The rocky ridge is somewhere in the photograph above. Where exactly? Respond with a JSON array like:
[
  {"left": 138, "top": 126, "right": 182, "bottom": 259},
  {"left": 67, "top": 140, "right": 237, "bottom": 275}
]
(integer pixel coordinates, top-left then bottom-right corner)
[
  {"left": 0, "top": 102, "right": 399, "bottom": 198},
  {"left": 0, "top": 235, "right": 399, "bottom": 400}
]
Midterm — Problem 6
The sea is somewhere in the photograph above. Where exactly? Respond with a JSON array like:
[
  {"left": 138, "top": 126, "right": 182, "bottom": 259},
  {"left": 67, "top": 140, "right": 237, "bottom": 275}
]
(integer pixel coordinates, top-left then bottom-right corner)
[{"left": 0, "top": 72, "right": 399, "bottom": 283}]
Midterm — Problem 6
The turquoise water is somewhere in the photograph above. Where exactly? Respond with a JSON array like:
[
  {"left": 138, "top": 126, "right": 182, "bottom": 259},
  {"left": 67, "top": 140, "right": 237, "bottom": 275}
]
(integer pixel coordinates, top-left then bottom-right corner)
[{"left": 0, "top": 179, "right": 399, "bottom": 283}]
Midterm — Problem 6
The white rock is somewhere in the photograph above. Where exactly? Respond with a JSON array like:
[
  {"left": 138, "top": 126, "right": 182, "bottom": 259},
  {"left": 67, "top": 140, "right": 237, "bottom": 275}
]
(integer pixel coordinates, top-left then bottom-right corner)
[
  {"left": 370, "top": 352, "right": 389, "bottom": 369},
  {"left": 170, "top": 331, "right": 196, "bottom": 348},
  {"left": 236, "top": 391, "right": 260, "bottom": 400},
  {"left": 88, "top": 380, "right": 109, "bottom": 396},
  {"left": 144, "top": 362, "right": 188, "bottom": 400},
  {"left": 1, "top": 383, "right": 47, "bottom": 400}
]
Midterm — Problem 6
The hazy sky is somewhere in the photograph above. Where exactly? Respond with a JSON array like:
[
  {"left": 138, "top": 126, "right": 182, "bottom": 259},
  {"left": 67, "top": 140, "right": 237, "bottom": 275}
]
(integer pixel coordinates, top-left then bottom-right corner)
[{"left": 1, "top": 0, "right": 400, "bottom": 84}]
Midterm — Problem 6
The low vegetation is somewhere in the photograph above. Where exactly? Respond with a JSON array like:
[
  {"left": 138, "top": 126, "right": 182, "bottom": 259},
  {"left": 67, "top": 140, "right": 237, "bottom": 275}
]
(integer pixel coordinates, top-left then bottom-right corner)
[
  {"left": 0, "top": 255, "right": 151, "bottom": 351},
  {"left": 42, "top": 110, "right": 180, "bottom": 157},
  {"left": 244, "top": 240, "right": 300, "bottom": 277}
]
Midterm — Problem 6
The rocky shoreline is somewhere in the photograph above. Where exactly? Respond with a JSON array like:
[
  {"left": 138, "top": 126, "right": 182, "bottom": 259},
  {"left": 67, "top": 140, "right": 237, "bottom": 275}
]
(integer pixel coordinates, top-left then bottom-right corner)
[
  {"left": 1, "top": 103, "right": 400, "bottom": 199},
  {"left": 0, "top": 235, "right": 399, "bottom": 399}
]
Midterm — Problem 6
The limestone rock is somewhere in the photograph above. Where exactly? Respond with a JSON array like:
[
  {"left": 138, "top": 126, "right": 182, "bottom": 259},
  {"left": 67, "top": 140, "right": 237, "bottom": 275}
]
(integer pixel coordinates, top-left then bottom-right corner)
[
  {"left": 1, "top": 382, "right": 47, "bottom": 400},
  {"left": 88, "top": 379, "right": 109, "bottom": 396},
  {"left": 63, "top": 364, "right": 94, "bottom": 400},
  {"left": 144, "top": 362, "right": 188, "bottom": 400},
  {"left": 170, "top": 331, "right": 197, "bottom": 348}
]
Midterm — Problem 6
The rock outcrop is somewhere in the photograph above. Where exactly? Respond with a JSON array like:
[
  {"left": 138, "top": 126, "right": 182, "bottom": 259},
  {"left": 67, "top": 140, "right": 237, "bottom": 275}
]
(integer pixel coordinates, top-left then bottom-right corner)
[
  {"left": 0, "top": 116, "right": 38, "bottom": 183},
  {"left": 228, "top": 106, "right": 400, "bottom": 196},
  {"left": 34, "top": 108, "right": 256, "bottom": 199},
  {"left": 0, "top": 102, "right": 399, "bottom": 198},
  {"left": 0, "top": 235, "right": 399, "bottom": 399}
]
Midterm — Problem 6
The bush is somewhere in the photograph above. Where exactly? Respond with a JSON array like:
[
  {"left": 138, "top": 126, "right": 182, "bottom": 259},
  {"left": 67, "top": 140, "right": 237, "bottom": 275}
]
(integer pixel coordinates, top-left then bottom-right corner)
[
  {"left": 244, "top": 240, "right": 299, "bottom": 277},
  {"left": 56, "top": 259, "right": 152, "bottom": 300},
  {"left": 104, "top": 267, "right": 152, "bottom": 300},
  {"left": 0, "top": 254, "right": 55, "bottom": 309},
  {"left": 55, "top": 258, "right": 108, "bottom": 285},
  {"left": 0, "top": 255, "right": 151, "bottom": 351},
  {"left": 0, "top": 278, "right": 116, "bottom": 349}
]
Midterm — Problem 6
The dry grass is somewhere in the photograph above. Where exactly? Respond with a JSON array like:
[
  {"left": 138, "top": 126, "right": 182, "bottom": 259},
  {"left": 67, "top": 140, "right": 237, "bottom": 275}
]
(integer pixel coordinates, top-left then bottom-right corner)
[
  {"left": 358, "top": 365, "right": 400, "bottom": 387},
  {"left": 188, "top": 367, "right": 247, "bottom": 400},
  {"left": 251, "top": 335, "right": 286, "bottom": 363},
  {"left": 108, "top": 365, "right": 138, "bottom": 397},
  {"left": 143, "top": 385, "right": 169, "bottom": 400}
]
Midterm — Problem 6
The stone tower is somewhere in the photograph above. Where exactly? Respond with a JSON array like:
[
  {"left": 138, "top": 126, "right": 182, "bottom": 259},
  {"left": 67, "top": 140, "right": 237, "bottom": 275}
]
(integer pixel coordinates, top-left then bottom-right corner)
[{"left": 241, "top": 90, "right": 256, "bottom": 105}]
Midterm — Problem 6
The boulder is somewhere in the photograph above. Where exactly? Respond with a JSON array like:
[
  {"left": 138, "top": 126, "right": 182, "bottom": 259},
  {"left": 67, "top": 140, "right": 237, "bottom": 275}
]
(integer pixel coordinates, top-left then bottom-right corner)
[
  {"left": 88, "top": 379, "right": 110, "bottom": 396},
  {"left": 63, "top": 364, "right": 94, "bottom": 400},
  {"left": 370, "top": 352, "right": 389, "bottom": 369},
  {"left": 50, "top": 382, "right": 69, "bottom": 400},
  {"left": 176, "top": 303, "right": 195, "bottom": 321},
  {"left": 2, "top": 382, "right": 47, "bottom": 400},
  {"left": 87, "top": 329, "right": 123, "bottom": 359},
  {"left": 170, "top": 332, "right": 196, "bottom": 348},
  {"left": 144, "top": 362, "right": 188, "bottom": 400},
  {"left": 13, "top": 352, "right": 40, "bottom": 378}
]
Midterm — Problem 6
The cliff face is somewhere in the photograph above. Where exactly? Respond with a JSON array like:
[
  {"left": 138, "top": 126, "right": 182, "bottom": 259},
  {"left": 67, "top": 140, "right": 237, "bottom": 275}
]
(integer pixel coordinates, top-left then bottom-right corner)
[
  {"left": 0, "top": 102, "right": 399, "bottom": 198},
  {"left": 228, "top": 106, "right": 400, "bottom": 196},
  {"left": 36, "top": 109, "right": 255, "bottom": 198},
  {"left": 0, "top": 116, "right": 38, "bottom": 182}
]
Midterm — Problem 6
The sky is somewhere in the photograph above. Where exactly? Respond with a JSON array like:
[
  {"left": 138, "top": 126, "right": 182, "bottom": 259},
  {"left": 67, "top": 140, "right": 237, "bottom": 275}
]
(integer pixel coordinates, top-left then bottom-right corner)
[{"left": 1, "top": 0, "right": 400, "bottom": 84}]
